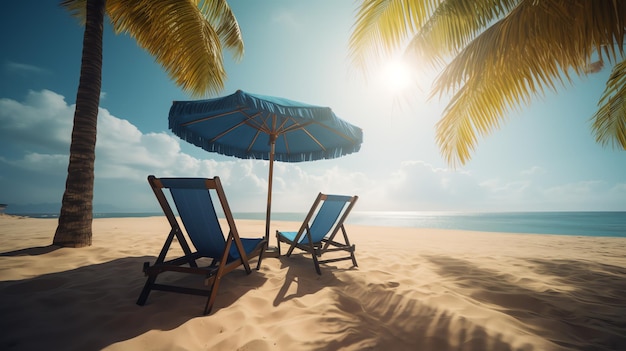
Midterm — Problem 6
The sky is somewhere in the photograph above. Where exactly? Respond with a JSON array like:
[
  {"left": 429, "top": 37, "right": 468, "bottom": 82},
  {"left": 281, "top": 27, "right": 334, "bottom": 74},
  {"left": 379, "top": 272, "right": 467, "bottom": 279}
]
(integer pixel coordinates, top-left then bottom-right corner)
[{"left": 1, "top": 1, "right": 625, "bottom": 215}]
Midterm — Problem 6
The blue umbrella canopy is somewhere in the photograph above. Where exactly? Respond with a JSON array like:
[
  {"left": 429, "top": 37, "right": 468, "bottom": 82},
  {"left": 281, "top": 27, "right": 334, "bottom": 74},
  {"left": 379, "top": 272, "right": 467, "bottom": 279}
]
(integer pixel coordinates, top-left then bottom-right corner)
[
  {"left": 168, "top": 90, "right": 363, "bottom": 247},
  {"left": 169, "top": 90, "right": 363, "bottom": 162}
]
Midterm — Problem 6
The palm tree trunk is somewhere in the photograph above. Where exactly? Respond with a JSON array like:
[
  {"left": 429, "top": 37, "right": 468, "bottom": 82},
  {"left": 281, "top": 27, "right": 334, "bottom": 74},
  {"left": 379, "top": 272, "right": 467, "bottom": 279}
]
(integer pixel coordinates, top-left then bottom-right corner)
[{"left": 53, "top": 0, "right": 105, "bottom": 247}]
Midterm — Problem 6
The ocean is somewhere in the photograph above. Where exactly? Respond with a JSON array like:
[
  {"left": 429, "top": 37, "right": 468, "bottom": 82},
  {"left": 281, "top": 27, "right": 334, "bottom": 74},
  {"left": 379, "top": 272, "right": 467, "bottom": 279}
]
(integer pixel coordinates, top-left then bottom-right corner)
[{"left": 10, "top": 211, "right": 626, "bottom": 238}]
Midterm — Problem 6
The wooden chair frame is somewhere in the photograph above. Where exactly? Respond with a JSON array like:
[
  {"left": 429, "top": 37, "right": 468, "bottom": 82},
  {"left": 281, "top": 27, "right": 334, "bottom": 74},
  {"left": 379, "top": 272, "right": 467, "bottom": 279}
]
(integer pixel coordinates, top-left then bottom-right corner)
[
  {"left": 136, "top": 175, "right": 266, "bottom": 315},
  {"left": 276, "top": 193, "right": 358, "bottom": 275}
]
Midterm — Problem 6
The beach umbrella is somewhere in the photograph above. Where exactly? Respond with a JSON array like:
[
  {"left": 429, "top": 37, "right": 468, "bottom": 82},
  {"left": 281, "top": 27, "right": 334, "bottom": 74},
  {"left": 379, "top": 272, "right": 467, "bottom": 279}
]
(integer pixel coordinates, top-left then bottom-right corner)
[{"left": 168, "top": 89, "right": 363, "bottom": 250}]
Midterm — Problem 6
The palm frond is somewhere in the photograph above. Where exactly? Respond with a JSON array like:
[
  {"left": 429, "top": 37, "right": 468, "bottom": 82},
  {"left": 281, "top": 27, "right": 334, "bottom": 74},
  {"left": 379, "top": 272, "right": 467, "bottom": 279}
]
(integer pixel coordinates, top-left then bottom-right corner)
[
  {"left": 195, "top": 0, "right": 244, "bottom": 61},
  {"left": 60, "top": 0, "right": 87, "bottom": 23},
  {"left": 350, "top": 0, "right": 626, "bottom": 165},
  {"left": 404, "top": 0, "right": 518, "bottom": 68},
  {"left": 592, "top": 59, "right": 626, "bottom": 149},
  {"left": 349, "top": 0, "right": 440, "bottom": 72},
  {"left": 105, "top": 0, "right": 243, "bottom": 97},
  {"left": 61, "top": 0, "right": 244, "bottom": 97},
  {"left": 434, "top": 0, "right": 626, "bottom": 165}
]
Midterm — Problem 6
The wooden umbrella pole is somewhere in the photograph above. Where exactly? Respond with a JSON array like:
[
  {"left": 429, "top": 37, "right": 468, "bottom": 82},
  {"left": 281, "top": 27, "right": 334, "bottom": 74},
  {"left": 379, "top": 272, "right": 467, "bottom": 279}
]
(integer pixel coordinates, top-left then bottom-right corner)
[{"left": 264, "top": 134, "right": 278, "bottom": 257}]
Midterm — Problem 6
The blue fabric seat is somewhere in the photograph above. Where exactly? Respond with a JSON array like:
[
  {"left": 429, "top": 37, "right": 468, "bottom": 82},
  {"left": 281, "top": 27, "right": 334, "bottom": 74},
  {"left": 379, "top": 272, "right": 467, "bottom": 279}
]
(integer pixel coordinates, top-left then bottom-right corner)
[
  {"left": 136, "top": 175, "right": 266, "bottom": 315},
  {"left": 276, "top": 193, "right": 358, "bottom": 274}
]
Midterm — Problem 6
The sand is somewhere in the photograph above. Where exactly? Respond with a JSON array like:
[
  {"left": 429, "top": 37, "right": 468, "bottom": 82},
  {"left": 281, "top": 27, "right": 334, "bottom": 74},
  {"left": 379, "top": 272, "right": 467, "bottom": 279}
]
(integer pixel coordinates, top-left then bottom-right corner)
[{"left": 0, "top": 214, "right": 625, "bottom": 351}]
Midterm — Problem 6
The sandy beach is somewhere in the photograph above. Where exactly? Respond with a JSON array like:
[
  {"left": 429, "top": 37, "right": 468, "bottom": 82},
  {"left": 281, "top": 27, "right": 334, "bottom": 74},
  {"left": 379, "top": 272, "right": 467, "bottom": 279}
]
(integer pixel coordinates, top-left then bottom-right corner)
[{"left": 1, "top": 214, "right": 625, "bottom": 351}]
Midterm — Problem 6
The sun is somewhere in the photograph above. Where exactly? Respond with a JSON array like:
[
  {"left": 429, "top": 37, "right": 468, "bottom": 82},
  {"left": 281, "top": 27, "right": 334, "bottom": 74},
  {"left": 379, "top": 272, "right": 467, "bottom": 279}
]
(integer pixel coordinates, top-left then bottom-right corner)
[{"left": 382, "top": 59, "right": 412, "bottom": 93}]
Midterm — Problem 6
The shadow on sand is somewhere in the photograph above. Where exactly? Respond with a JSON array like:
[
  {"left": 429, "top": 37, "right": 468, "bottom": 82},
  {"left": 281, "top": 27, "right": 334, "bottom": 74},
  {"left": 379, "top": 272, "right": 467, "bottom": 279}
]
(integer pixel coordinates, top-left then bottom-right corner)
[
  {"left": 271, "top": 253, "right": 527, "bottom": 351},
  {"left": 3, "top": 248, "right": 623, "bottom": 350},
  {"left": 424, "top": 255, "right": 626, "bottom": 351},
  {"left": 274, "top": 254, "right": 625, "bottom": 350},
  {"left": 309, "top": 277, "right": 529, "bottom": 351},
  {"left": 1, "top": 245, "right": 62, "bottom": 256},
  {"left": 0, "top": 254, "right": 266, "bottom": 350},
  {"left": 272, "top": 253, "right": 355, "bottom": 307}
]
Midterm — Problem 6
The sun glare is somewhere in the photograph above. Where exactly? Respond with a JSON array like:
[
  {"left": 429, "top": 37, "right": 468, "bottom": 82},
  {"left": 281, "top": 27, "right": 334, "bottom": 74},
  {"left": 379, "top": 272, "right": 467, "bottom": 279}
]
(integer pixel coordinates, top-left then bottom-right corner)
[{"left": 382, "top": 59, "right": 412, "bottom": 93}]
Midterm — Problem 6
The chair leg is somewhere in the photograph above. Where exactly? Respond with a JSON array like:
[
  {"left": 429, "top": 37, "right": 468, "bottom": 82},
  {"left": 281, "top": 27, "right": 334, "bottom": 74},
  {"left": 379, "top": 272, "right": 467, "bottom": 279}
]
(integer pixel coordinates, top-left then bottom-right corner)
[
  {"left": 350, "top": 245, "right": 358, "bottom": 267},
  {"left": 203, "top": 275, "right": 223, "bottom": 315},
  {"left": 203, "top": 287, "right": 216, "bottom": 315},
  {"left": 256, "top": 249, "right": 264, "bottom": 270},
  {"left": 275, "top": 231, "right": 282, "bottom": 256},
  {"left": 311, "top": 253, "right": 322, "bottom": 275},
  {"left": 136, "top": 274, "right": 157, "bottom": 306}
]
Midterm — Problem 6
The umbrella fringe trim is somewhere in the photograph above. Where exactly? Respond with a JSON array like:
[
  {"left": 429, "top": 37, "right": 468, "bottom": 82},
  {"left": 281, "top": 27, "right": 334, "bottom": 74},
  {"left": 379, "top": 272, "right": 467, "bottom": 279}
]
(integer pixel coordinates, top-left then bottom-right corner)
[{"left": 171, "top": 124, "right": 362, "bottom": 162}]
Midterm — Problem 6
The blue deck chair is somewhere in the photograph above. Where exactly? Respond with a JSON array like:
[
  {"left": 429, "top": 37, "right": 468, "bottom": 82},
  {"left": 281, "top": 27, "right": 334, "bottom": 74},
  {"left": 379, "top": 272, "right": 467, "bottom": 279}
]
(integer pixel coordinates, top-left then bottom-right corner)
[
  {"left": 276, "top": 193, "right": 358, "bottom": 275},
  {"left": 136, "top": 175, "right": 266, "bottom": 315}
]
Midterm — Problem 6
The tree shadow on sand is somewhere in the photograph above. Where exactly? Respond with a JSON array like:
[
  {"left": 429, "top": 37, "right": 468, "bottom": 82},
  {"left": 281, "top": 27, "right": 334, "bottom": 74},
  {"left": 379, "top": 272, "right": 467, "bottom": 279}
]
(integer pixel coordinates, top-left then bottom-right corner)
[
  {"left": 305, "top": 275, "right": 529, "bottom": 351},
  {"left": 270, "top": 253, "right": 527, "bottom": 351},
  {"left": 1, "top": 245, "right": 61, "bottom": 256},
  {"left": 0, "top": 255, "right": 266, "bottom": 350},
  {"left": 424, "top": 255, "right": 626, "bottom": 351},
  {"left": 272, "top": 253, "right": 355, "bottom": 307}
]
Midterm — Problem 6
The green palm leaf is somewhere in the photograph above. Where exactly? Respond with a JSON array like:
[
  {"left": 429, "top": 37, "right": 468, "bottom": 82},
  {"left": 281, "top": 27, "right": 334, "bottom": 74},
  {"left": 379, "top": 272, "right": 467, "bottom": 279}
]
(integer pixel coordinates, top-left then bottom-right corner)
[
  {"left": 62, "top": 0, "right": 243, "bottom": 97},
  {"left": 593, "top": 60, "right": 626, "bottom": 148},
  {"left": 350, "top": 0, "right": 626, "bottom": 165},
  {"left": 349, "top": 0, "right": 438, "bottom": 72}
]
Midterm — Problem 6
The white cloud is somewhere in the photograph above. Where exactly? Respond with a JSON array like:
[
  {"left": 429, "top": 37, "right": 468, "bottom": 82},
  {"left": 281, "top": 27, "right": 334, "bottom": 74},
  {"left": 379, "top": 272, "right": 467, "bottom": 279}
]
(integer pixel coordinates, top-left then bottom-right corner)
[
  {"left": 1, "top": 90, "right": 624, "bottom": 213},
  {"left": 521, "top": 166, "right": 546, "bottom": 176},
  {"left": 4, "top": 153, "right": 68, "bottom": 172},
  {"left": 540, "top": 180, "right": 619, "bottom": 210},
  {"left": 480, "top": 178, "right": 532, "bottom": 195},
  {"left": 271, "top": 10, "right": 299, "bottom": 28},
  {"left": 375, "top": 160, "right": 487, "bottom": 211},
  {"left": 0, "top": 89, "right": 73, "bottom": 153},
  {"left": 4, "top": 61, "right": 49, "bottom": 75},
  {"left": 545, "top": 180, "right": 602, "bottom": 196},
  {"left": 610, "top": 183, "right": 626, "bottom": 192}
]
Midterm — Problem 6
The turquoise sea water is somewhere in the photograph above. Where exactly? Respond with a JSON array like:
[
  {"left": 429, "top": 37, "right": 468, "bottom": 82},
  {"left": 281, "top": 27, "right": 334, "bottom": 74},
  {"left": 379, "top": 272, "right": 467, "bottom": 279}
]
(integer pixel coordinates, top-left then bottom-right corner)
[
  {"left": 348, "top": 211, "right": 626, "bottom": 238},
  {"left": 11, "top": 211, "right": 626, "bottom": 238}
]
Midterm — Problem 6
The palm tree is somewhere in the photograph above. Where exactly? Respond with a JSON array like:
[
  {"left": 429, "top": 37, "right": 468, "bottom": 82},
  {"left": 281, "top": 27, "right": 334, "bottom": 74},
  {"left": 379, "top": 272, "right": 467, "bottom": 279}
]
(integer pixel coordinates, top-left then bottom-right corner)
[
  {"left": 349, "top": 0, "right": 626, "bottom": 166},
  {"left": 53, "top": 0, "right": 243, "bottom": 247}
]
